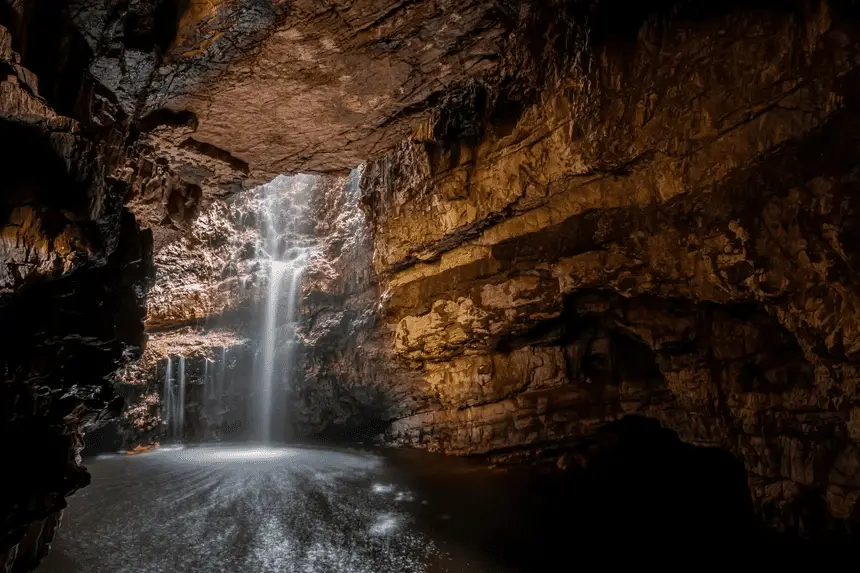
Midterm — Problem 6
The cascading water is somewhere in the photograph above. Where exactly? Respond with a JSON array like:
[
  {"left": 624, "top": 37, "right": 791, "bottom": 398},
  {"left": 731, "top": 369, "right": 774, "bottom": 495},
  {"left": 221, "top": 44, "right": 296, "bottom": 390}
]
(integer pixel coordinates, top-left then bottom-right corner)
[
  {"left": 177, "top": 356, "right": 186, "bottom": 440},
  {"left": 162, "top": 356, "right": 186, "bottom": 442},
  {"left": 253, "top": 175, "right": 315, "bottom": 443},
  {"left": 218, "top": 348, "right": 227, "bottom": 436},
  {"left": 156, "top": 175, "right": 318, "bottom": 446},
  {"left": 203, "top": 358, "right": 212, "bottom": 439},
  {"left": 162, "top": 357, "right": 173, "bottom": 439},
  {"left": 258, "top": 261, "right": 288, "bottom": 443},
  {"left": 203, "top": 348, "right": 231, "bottom": 440}
]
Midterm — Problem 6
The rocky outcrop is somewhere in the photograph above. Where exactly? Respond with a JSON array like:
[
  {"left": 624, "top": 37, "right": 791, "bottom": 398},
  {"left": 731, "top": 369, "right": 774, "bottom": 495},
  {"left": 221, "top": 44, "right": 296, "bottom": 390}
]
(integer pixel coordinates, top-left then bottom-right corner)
[
  {"left": 296, "top": 168, "right": 429, "bottom": 437},
  {"left": 114, "top": 328, "right": 253, "bottom": 445},
  {"left": 140, "top": 0, "right": 511, "bottom": 175},
  {"left": 50, "top": 0, "right": 520, "bottom": 177},
  {"left": 121, "top": 128, "right": 262, "bottom": 252},
  {"left": 144, "top": 189, "right": 263, "bottom": 330},
  {"left": 286, "top": 0, "right": 860, "bottom": 538},
  {"left": 0, "top": 8, "right": 152, "bottom": 571}
]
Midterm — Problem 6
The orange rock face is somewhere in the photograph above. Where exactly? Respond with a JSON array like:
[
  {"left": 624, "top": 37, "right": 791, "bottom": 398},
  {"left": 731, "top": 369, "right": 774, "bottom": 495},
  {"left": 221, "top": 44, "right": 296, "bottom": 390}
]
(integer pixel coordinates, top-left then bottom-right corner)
[{"left": 291, "top": 1, "right": 860, "bottom": 536}]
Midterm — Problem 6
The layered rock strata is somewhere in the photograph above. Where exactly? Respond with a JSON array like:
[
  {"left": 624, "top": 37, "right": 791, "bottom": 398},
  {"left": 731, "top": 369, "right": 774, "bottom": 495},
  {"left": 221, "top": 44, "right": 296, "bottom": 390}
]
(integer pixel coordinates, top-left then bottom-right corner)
[
  {"left": 117, "top": 0, "right": 860, "bottom": 538},
  {"left": 293, "top": 1, "right": 860, "bottom": 537}
]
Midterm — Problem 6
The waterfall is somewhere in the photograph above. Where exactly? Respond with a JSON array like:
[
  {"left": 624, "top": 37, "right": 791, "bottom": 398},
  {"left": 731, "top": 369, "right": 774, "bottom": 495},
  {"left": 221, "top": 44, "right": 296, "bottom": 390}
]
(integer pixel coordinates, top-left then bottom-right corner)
[
  {"left": 254, "top": 175, "right": 314, "bottom": 443},
  {"left": 203, "top": 358, "right": 212, "bottom": 440},
  {"left": 161, "top": 356, "right": 185, "bottom": 443},
  {"left": 219, "top": 348, "right": 227, "bottom": 437},
  {"left": 258, "top": 261, "right": 288, "bottom": 443},
  {"left": 204, "top": 359, "right": 210, "bottom": 399},
  {"left": 202, "top": 349, "right": 231, "bottom": 441}
]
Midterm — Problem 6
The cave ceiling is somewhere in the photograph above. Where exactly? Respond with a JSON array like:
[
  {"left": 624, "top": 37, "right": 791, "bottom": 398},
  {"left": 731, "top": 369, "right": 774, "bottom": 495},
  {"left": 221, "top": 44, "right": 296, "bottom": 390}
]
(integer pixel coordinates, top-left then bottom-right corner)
[{"left": 75, "top": 0, "right": 511, "bottom": 178}]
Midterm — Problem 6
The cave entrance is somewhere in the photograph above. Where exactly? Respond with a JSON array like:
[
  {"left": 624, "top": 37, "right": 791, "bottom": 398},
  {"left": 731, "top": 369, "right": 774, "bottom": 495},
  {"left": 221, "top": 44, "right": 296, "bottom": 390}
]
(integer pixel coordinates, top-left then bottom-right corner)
[{"left": 558, "top": 415, "right": 758, "bottom": 543}]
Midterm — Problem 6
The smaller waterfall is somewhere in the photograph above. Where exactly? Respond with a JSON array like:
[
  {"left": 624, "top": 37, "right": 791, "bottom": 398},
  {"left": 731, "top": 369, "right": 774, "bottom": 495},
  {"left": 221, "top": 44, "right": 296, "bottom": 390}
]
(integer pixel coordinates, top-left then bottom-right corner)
[
  {"left": 161, "top": 356, "right": 185, "bottom": 442},
  {"left": 203, "top": 348, "right": 231, "bottom": 441},
  {"left": 177, "top": 356, "right": 186, "bottom": 441},
  {"left": 219, "top": 348, "right": 227, "bottom": 436},
  {"left": 203, "top": 358, "right": 212, "bottom": 440},
  {"left": 162, "top": 357, "right": 173, "bottom": 439},
  {"left": 204, "top": 359, "right": 210, "bottom": 399}
]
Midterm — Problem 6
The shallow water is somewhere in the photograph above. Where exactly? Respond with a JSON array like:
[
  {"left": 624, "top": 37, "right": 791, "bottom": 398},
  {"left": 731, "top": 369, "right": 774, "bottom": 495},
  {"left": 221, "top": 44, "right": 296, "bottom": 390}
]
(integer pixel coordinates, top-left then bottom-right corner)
[{"left": 39, "top": 445, "right": 554, "bottom": 573}]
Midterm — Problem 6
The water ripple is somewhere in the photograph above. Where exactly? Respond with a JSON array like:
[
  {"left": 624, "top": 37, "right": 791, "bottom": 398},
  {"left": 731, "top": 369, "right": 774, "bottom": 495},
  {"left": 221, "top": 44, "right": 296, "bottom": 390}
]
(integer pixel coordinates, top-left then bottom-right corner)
[{"left": 40, "top": 445, "right": 451, "bottom": 573}]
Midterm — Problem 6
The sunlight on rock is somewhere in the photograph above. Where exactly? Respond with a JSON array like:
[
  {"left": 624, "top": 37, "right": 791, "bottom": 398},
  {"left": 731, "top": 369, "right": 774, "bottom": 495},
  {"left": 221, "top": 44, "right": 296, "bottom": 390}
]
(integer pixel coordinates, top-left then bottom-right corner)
[{"left": 9, "top": 3, "right": 860, "bottom": 572}]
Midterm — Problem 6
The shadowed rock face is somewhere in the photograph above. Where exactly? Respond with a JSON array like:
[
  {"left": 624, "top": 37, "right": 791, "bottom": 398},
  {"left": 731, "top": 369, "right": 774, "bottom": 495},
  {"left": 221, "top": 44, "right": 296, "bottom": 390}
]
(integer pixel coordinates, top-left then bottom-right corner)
[{"left": 0, "top": 8, "right": 153, "bottom": 570}]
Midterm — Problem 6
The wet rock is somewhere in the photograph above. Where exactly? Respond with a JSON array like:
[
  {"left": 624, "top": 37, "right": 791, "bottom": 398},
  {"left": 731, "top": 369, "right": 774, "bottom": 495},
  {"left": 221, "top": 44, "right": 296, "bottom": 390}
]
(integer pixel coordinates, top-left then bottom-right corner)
[{"left": 117, "top": 330, "right": 255, "bottom": 445}]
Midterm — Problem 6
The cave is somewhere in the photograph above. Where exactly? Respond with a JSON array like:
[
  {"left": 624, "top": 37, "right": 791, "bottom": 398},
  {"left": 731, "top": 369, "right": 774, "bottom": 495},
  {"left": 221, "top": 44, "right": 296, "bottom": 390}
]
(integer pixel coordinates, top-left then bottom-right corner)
[
  {"left": 3, "top": 0, "right": 860, "bottom": 571},
  {"left": 554, "top": 415, "right": 760, "bottom": 544}
]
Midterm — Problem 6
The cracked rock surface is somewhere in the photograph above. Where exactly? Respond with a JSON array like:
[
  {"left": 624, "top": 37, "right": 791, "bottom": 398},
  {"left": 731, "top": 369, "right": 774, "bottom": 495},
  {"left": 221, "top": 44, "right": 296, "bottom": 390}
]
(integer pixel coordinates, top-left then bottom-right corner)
[{"left": 293, "top": 1, "right": 860, "bottom": 538}]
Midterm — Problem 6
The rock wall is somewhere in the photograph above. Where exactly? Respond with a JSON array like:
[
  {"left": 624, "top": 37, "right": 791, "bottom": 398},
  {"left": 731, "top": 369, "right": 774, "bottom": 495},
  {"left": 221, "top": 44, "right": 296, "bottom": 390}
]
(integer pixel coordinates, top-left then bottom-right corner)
[
  {"left": 0, "top": 7, "right": 153, "bottom": 571},
  {"left": 113, "top": 329, "right": 252, "bottom": 446},
  {"left": 295, "top": 168, "right": 429, "bottom": 438},
  {"left": 290, "top": 1, "right": 860, "bottom": 537}
]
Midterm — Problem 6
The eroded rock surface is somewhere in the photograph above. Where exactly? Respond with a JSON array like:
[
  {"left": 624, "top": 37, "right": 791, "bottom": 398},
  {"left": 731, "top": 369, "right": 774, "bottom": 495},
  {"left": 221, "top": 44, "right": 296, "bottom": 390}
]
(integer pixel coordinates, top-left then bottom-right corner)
[
  {"left": 57, "top": 0, "right": 518, "bottom": 178},
  {"left": 115, "top": 0, "right": 860, "bottom": 540},
  {"left": 291, "top": 1, "right": 860, "bottom": 537},
  {"left": 0, "top": 10, "right": 152, "bottom": 571},
  {"left": 114, "top": 328, "right": 253, "bottom": 445}
]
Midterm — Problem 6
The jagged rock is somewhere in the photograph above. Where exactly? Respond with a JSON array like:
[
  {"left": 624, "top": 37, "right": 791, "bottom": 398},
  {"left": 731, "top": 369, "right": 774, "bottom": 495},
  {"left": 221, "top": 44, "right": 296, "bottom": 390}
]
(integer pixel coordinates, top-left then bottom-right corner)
[
  {"left": 298, "top": 0, "right": 860, "bottom": 538},
  {"left": 127, "top": 0, "right": 860, "bottom": 538},
  {"left": 0, "top": 11, "right": 152, "bottom": 571},
  {"left": 115, "top": 328, "right": 253, "bottom": 445}
]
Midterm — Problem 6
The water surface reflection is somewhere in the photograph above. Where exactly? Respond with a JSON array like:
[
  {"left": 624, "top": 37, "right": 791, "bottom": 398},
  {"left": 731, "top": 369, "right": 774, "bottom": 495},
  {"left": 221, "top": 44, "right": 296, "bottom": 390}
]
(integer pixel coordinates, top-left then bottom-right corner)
[{"left": 41, "top": 445, "right": 535, "bottom": 573}]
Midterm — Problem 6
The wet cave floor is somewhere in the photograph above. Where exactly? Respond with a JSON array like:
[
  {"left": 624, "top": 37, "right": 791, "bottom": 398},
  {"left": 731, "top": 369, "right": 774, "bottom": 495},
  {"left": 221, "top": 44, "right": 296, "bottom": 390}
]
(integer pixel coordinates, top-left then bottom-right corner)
[{"left": 41, "top": 429, "right": 793, "bottom": 573}]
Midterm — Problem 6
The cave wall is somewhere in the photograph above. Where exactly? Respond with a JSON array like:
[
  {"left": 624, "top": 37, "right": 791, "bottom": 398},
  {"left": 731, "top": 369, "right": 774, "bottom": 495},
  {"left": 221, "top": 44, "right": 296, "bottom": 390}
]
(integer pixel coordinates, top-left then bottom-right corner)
[
  {"left": 288, "top": 1, "right": 860, "bottom": 536},
  {"left": 0, "top": 8, "right": 153, "bottom": 571},
  {"left": 296, "top": 167, "right": 431, "bottom": 439}
]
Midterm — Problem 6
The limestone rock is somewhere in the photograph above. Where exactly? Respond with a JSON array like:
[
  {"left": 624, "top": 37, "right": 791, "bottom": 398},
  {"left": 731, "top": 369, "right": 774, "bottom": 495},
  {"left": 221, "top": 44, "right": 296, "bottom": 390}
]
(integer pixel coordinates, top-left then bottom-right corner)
[
  {"left": 311, "top": 0, "right": 860, "bottom": 537},
  {"left": 0, "top": 14, "right": 152, "bottom": 571}
]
